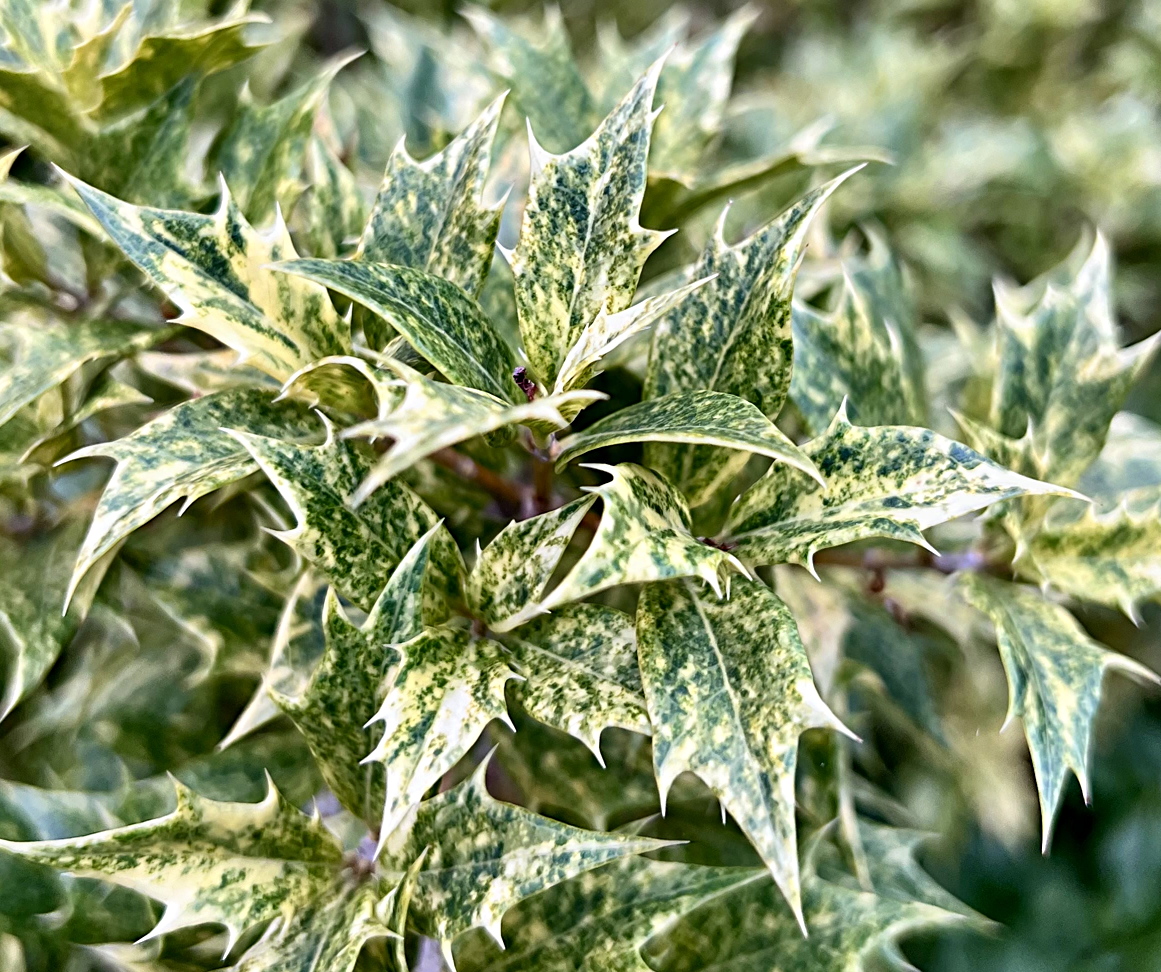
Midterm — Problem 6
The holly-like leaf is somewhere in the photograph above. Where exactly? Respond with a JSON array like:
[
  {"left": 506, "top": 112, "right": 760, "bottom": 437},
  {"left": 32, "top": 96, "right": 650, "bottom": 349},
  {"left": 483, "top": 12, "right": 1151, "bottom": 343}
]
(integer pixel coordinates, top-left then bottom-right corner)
[
  {"left": 0, "top": 316, "right": 159, "bottom": 427},
  {"left": 540, "top": 463, "right": 747, "bottom": 612},
  {"left": 359, "top": 93, "right": 505, "bottom": 297},
  {"left": 467, "top": 496, "right": 597, "bottom": 632},
  {"left": 274, "top": 260, "right": 518, "bottom": 401},
  {"left": 1077, "top": 411, "right": 1161, "bottom": 501},
  {"left": 1023, "top": 489, "right": 1161, "bottom": 620},
  {"left": 364, "top": 623, "right": 519, "bottom": 843},
  {"left": 512, "top": 62, "right": 667, "bottom": 388},
  {"left": 339, "top": 358, "right": 600, "bottom": 507},
  {"left": 231, "top": 879, "right": 392, "bottom": 972},
  {"left": 958, "top": 574, "right": 1159, "bottom": 848},
  {"left": 643, "top": 837, "right": 972, "bottom": 972},
  {"left": 228, "top": 422, "right": 464, "bottom": 612},
  {"left": 503, "top": 603, "right": 651, "bottom": 760},
  {"left": 554, "top": 390, "right": 822, "bottom": 493},
  {"left": 464, "top": 7, "right": 596, "bottom": 155},
  {"left": 989, "top": 233, "right": 1159, "bottom": 486},
  {"left": 272, "top": 528, "right": 437, "bottom": 825},
  {"left": 294, "top": 135, "right": 365, "bottom": 260},
  {"left": 378, "top": 758, "right": 670, "bottom": 955},
  {"left": 790, "top": 238, "right": 925, "bottom": 435},
  {"left": 725, "top": 405, "right": 1069, "bottom": 572},
  {"left": 0, "top": 778, "right": 344, "bottom": 953},
  {"left": 66, "top": 176, "right": 350, "bottom": 382},
  {"left": 63, "top": 388, "right": 318, "bottom": 607},
  {"left": 456, "top": 856, "right": 763, "bottom": 972},
  {"left": 643, "top": 173, "right": 858, "bottom": 505},
  {"left": 210, "top": 56, "right": 352, "bottom": 225},
  {"left": 636, "top": 576, "right": 850, "bottom": 926}
]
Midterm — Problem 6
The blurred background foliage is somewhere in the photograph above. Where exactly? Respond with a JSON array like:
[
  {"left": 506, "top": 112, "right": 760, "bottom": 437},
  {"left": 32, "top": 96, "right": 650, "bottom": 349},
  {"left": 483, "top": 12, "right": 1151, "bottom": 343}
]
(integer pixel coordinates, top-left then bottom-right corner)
[{"left": 2, "top": 0, "right": 1160, "bottom": 969}]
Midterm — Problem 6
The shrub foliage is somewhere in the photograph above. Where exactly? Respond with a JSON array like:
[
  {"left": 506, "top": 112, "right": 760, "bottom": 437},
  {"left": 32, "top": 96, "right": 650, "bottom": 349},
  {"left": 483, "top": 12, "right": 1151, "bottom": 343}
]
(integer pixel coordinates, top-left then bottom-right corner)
[{"left": 0, "top": 3, "right": 1158, "bottom": 971}]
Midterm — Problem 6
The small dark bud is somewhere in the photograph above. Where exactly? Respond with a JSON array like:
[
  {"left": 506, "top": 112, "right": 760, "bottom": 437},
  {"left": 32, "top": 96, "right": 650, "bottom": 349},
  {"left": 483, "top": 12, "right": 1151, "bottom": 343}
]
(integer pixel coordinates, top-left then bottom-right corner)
[
  {"left": 699, "top": 536, "right": 737, "bottom": 552},
  {"left": 513, "top": 366, "right": 538, "bottom": 402}
]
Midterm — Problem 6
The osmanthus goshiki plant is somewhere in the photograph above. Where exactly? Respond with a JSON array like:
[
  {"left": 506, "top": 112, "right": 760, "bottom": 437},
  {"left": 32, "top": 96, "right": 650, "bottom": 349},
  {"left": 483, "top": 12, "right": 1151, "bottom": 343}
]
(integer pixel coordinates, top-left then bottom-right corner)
[{"left": 0, "top": 5, "right": 1158, "bottom": 972}]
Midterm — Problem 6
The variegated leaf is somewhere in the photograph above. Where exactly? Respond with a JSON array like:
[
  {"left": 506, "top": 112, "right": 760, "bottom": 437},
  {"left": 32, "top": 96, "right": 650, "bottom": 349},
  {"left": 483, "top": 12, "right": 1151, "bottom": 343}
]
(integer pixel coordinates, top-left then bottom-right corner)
[
  {"left": 555, "top": 391, "right": 822, "bottom": 496},
  {"left": 790, "top": 237, "right": 925, "bottom": 435},
  {"left": 455, "top": 856, "right": 762, "bottom": 972},
  {"left": 364, "top": 622, "right": 519, "bottom": 844},
  {"left": 541, "top": 464, "right": 747, "bottom": 612},
  {"left": 359, "top": 93, "right": 505, "bottom": 297},
  {"left": 378, "top": 758, "right": 670, "bottom": 953},
  {"left": 464, "top": 7, "right": 596, "bottom": 155},
  {"left": 272, "top": 528, "right": 437, "bottom": 825},
  {"left": 294, "top": 135, "right": 365, "bottom": 260},
  {"left": 228, "top": 422, "right": 464, "bottom": 612},
  {"left": 989, "top": 233, "right": 1159, "bottom": 487},
  {"left": 467, "top": 496, "right": 596, "bottom": 632},
  {"left": 636, "top": 576, "right": 850, "bottom": 926},
  {"left": 340, "top": 358, "right": 600, "bottom": 507},
  {"left": 958, "top": 574, "right": 1159, "bottom": 848},
  {"left": 274, "top": 259, "right": 518, "bottom": 401},
  {"left": 64, "top": 387, "right": 318, "bottom": 606},
  {"left": 551, "top": 278, "right": 710, "bottom": 399},
  {"left": 504, "top": 602, "right": 650, "bottom": 760},
  {"left": 0, "top": 316, "right": 158, "bottom": 427},
  {"left": 66, "top": 176, "right": 350, "bottom": 382},
  {"left": 0, "top": 778, "right": 343, "bottom": 952},
  {"left": 231, "top": 878, "right": 393, "bottom": 972},
  {"left": 91, "top": 12, "right": 267, "bottom": 122},
  {"left": 643, "top": 172, "right": 858, "bottom": 505},
  {"left": 209, "top": 55, "right": 352, "bottom": 225},
  {"left": 512, "top": 63, "right": 667, "bottom": 388},
  {"left": 725, "top": 405, "right": 1070, "bottom": 572},
  {"left": 644, "top": 836, "right": 973, "bottom": 972},
  {"left": 1023, "top": 488, "right": 1161, "bottom": 620},
  {"left": 1078, "top": 411, "right": 1161, "bottom": 501}
]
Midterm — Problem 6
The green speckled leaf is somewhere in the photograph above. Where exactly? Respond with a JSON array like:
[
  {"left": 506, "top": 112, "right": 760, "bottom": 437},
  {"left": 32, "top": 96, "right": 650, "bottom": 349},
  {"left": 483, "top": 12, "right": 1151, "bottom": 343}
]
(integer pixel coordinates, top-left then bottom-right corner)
[
  {"left": 989, "top": 234, "right": 1159, "bottom": 487},
  {"left": 294, "top": 135, "right": 366, "bottom": 260},
  {"left": 210, "top": 56, "right": 351, "bottom": 225},
  {"left": 360, "top": 93, "right": 504, "bottom": 297},
  {"left": 275, "top": 260, "right": 518, "bottom": 401},
  {"left": 552, "top": 278, "right": 710, "bottom": 398},
  {"left": 464, "top": 7, "right": 595, "bottom": 155},
  {"left": 958, "top": 574, "right": 1159, "bottom": 848},
  {"left": 1023, "top": 489, "right": 1161, "bottom": 620},
  {"left": 0, "top": 316, "right": 158, "bottom": 427},
  {"left": 512, "top": 63, "right": 666, "bottom": 388},
  {"left": 66, "top": 176, "right": 350, "bottom": 382},
  {"left": 379, "top": 758, "right": 670, "bottom": 952},
  {"left": 0, "top": 149, "right": 103, "bottom": 236},
  {"left": 64, "top": 387, "right": 318, "bottom": 607},
  {"left": 541, "top": 463, "right": 747, "bottom": 612},
  {"left": 555, "top": 391, "right": 822, "bottom": 494},
  {"left": 0, "top": 778, "right": 342, "bottom": 952},
  {"left": 272, "top": 528, "right": 438, "bottom": 825},
  {"left": 340, "top": 358, "right": 599, "bottom": 507},
  {"left": 1078, "top": 411, "right": 1161, "bottom": 502},
  {"left": 725, "top": 405, "right": 1070, "bottom": 572},
  {"left": 365, "top": 622, "right": 518, "bottom": 843},
  {"left": 229, "top": 422, "right": 464, "bottom": 612},
  {"left": 232, "top": 878, "right": 393, "bottom": 972},
  {"left": 636, "top": 576, "right": 850, "bottom": 925},
  {"left": 790, "top": 238, "right": 925, "bottom": 435},
  {"left": 644, "top": 839, "right": 971, "bottom": 972},
  {"left": 467, "top": 496, "right": 596, "bottom": 632},
  {"left": 503, "top": 603, "right": 650, "bottom": 761},
  {"left": 456, "top": 856, "right": 762, "bottom": 972},
  {"left": 643, "top": 173, "right": 858, "bottom": 505}
]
